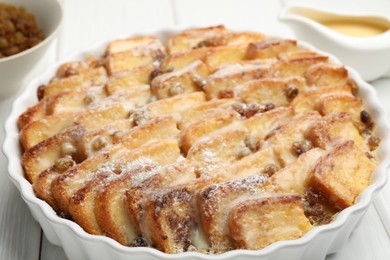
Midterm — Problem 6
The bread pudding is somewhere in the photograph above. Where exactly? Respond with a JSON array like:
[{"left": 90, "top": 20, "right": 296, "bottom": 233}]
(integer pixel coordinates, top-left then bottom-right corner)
[{"left": 18, "top": 25, "right": 380, "bottom": 254}]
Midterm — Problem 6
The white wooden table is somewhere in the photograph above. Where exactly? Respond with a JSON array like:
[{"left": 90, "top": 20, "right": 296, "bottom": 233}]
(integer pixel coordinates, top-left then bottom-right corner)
[{"left": 1, "top": 0, "right": 390, "bottom": 259}]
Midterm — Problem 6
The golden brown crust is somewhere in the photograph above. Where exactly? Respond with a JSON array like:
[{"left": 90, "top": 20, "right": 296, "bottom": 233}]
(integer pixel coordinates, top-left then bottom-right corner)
[
  {"left": 22, "top": 125, "right": 84, "bottom": 183},
  {"left": 228, "top": 194, "right": 312, "bottom": 250},
  {"left": 17, "top": 26, "right": 380, "bottom": 254},
  {"left": 247, "top": 39, "right": 298, "bottom": 59},
  {"left": 309, "top": 140, "right": 376, "bottom": 209}
]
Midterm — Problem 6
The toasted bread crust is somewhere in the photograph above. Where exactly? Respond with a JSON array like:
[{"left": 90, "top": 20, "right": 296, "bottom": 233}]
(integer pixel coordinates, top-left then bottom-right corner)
[
  {"left": 309, "top": 141, "right": 376, "bottom": 209},
  {"left": 17, "top": 26, "right": 380, "bottom": 254},
  {"left": 228, "top": 195, "right": 312, "bottom": 250}
]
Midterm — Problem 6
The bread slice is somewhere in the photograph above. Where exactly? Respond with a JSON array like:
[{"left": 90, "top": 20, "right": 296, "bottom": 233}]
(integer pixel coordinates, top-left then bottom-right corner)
[
  {"left": 316, "top": 95, "right": 363, "bottom": 130},
  {"left": 151, "top": 60, "right": 209, "bottom": 99},
  {"left": 179, "top": 98, "right": 240, "bottom": 129},
  {"left": 143, "top": 136, "right": 279, "bottom": 253},
  {"left": 71, "top": 140, "right": 180, "bottom": 243},
  {"left": 180, "top": 109, "right": 240, "bottom": 154},
  {"left": 18, "top": 98, "right": 49, "bottom": 130},
  {"left": 50, "top": 143, "right": 129, "bottom": 215},
  {"left": 77, "top": 119, "right": 134, "bottom": 159},
  {"left": 55, "top": 60, "right": 102, "bottom": 78},
  {"left": 132, "top": 92, "right": 206, "bottom": 125},
  {"left": 142, "top": 178, "right": 213, "bottom": 253},
  {"left": 247, "top": 39, "right": 298, "bottom": 59},
  {"left": 105, "top": 36, "right": 165, "bottom": 56},
  {"left": 186, "top": 125, "right": 248, "bottom": 174},
  {"left": 306, "top": 112, "right": 367, "bottom": 152},
  {"left": 304, "top": 63, "right": 349, "bottom": 87},
  {"left": 204, "top": 62, "right": 271, "bottom": 99},
  {"left": 235, "top": 77, "right": 306, "bottom": 107},
  {"left": 292, "top": 84, "right": 353, "bottom": 114},
  {"left": 126, "top": 161, "right": 197, "bottom": 239},
  {"left": 18, "top": 87, "right": 106, "bottom": 129},
  {"left": 104, "top": 36, "right": 165, "bottom": 74},
  {"left": 51, "top": 85, "right": 151, "bottom": 115},
  {"left": 20, "top": 104, "right": 129, "bottom": 150},
  {"left": 168, "top": 25, "right": 228, "bottom": 54},
  {"left": 34, "top": 116, "right": 176, "bottom": 213},
  {"left": 19, "top": 84, "right": 149, "bottom": 132},
  {"left": 271, "top": 54, "right": 328, "bottom": 78},
  {"left": 105, "top": 65, "right": 156, "bottom": 94},
  {"left": 140, "top": 137, "right": 280, "bottom": 253},
  {"left": 105, "top": 51, "right": 159, "bottom": 75},
  {"left": 263, "top": 111, "right": 321, "bottom": 166},
  {"left": 202, "top": 45, "right": 248, "bottom": 71},
  {"left": 51, "top": 116, "right": 180, "bottom": 215},
  {"left": 22, "top": 125, "right": 84, "bottom": 183},
  {"left": 20, "top": 113, "right": 75, "bottom": 150},
  {"left": 165, "top": 31, "right": 264, "bottom": 71},
  {"left": 270, "top": 148, "right": 325, "bottom": 194},
  {"left": 161, "top": 48, "right": 208, "bottom": 72},
  {"left": 46, "top": 87, "right": 106, "bottom": 115},
  {"left": 228, "top": 194, "right": 312, "bottom": 250},
  {"left": 43, "top": 67, "right": 107, "bottom": 98},
  {"left": 198, "top": 165, "right": 275, "bottom": 252},
  {"left": 245, "top": 107, "right": 293, "bottom": 141},
  {"left": 308, "top": 140, "right": 376, "bottom": 210},
  {"left": 219, "top": 32, "right": 266, "bottom": 46},
  {"left": 32, "top": 119, "right": 131, "bottom": 211}
]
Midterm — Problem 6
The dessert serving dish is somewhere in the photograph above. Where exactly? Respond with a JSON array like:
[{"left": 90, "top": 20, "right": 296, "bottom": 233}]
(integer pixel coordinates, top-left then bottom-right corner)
[{"left": 3, "top": 26, "right": 390, "bottom": 260}]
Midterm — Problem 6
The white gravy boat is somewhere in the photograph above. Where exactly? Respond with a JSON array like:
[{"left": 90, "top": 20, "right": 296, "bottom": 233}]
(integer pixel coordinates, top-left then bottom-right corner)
[{"left": 279, "top": 5, "right": 390, "bottom": 81}]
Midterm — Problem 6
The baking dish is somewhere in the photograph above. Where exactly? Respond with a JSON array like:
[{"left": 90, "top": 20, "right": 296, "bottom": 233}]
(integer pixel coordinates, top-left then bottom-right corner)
[{"left": 3, "top": 26, "right": 390, "bottom": 260}]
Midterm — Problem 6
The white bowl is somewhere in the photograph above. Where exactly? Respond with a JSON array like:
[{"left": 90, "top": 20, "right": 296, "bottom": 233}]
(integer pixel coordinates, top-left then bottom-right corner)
[
  {"left": 0, "top": 0, "right": 63, "bottom": 100},
  {"left": 3, "top": 27, "right": 390, "bottom": 260}
]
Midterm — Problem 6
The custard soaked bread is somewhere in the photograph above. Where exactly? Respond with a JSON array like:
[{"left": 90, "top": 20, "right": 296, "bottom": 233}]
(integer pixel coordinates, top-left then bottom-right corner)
[{"left": 19, "top": 26, "right": 380, "bottom": 254}]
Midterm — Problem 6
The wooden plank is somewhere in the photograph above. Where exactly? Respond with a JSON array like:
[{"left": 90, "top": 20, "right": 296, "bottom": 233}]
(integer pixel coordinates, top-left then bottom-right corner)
[
  {"left": 57, "top": 0, "right": 176, "bottom": 59},
  {"left": 0, "top": 9, "right": 58, "bottom": 259},
  {"left": 327, "top": 205, "right": 390, "bottom": 259},
  {"left": 173, "top": 0, "right": 294, "bottom": 37},
  {"left": 370, "top": 77, "right": 390, "bottom": 238},
  {"left": 0, "top": 98, "right": 42, "bottom": 260},
  {"left": 40, "top": 235, "right": 68, "bottom": 260}
]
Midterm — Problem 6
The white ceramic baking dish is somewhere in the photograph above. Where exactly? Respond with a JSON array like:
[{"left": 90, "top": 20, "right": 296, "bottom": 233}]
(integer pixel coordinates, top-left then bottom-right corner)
[{"left": 3, "top": 26, "right": 390, "bottom": 260}]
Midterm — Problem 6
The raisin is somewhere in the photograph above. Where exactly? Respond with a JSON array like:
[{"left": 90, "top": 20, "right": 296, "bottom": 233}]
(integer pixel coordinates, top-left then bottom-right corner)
[
  {"left": 245, "top": 135, "right": 260, "bottom": 152},
  {"left": 92, "top": 136, "right": 109, "bottom": 151},
  {"left": 130, "top": 237, "right": 148, "bottom": 247},
  {"left": 231, "top": 102, "right": 246, "bottom": 116},
  {"left": 150, "top": 68, "right": 163, "bottom": 81},
  {"left": 244, "top": 104, "right": 262, "bottom": 118},
  {"left": 218, "top": 89, "right": 234, "bottom": 99},
  {"left": 193, "top": 76, "right": 206, "bottom": 90},
  {"left": 286, "top": 85, "right": 299, "bottom": 99},
  {"left": 367, "top": 136, "right": 380, "bottom": 151},
  {"left": 165, "top": 67, "right": 174, "bottom": 73},
  {"left": 360, "top": 110, "right": 374, "bottom": 129},
  {"left": 54, "top": 156, "right": 75, "bottom": 172},
  {"left": 61, "top": 142, "right": 77, "bottom": 157},
  {"left": 37, "top": 84, "right": 46, "bottom": 100},
  {"left": 263, "top": 164, "right": 279, "bottom": 177},
  {"left": 235, "top": 143, "right": 252, "bottom": 159},
  {"left": 64, "top": 68, "right": 78, "bottom": 77},
  {"left": 264, "top": 102, "right": 275, "bottom": 112},
  {"left": 292, "top": 140, "right": 312, "bottom": 156},
  {"left": 83, "top": 95, "right": 95, "bottom": 105}
]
